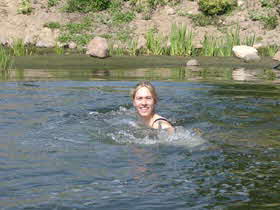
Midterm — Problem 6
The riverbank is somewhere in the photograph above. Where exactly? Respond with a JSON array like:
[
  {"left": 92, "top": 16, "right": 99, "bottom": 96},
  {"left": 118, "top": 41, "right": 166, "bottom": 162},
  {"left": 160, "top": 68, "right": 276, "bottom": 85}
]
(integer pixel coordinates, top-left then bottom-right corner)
[{"left": 1, "top": 0, "right": 280, "bottom": 51}]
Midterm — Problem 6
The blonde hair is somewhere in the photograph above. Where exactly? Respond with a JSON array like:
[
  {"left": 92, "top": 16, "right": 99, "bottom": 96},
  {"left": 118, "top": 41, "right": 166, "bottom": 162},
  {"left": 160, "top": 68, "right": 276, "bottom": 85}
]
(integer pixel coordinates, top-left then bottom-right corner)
[{"left": 131, "top": 81, "right": 158, "bottom": 104}]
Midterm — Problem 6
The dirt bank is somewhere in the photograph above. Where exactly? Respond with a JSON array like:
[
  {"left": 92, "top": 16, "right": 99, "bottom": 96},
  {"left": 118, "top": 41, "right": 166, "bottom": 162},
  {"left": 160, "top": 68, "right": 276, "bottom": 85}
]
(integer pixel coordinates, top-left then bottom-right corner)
[{"left": 1, "top": 0, "right": 280, "bottom": 49}]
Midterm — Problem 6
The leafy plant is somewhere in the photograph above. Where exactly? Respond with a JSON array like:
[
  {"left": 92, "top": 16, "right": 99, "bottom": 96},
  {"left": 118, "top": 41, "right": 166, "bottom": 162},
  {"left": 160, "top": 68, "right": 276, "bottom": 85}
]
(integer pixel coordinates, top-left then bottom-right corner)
[
  {"left": 43, "top": 22, "right": 61, "bottom": 29},
  {"left": 112, "top": 11, "right": 135, "bottom": 24},
  {"left": 65, "top": 0, "right": 111, "bottom": 13},
  {"left": 58, "top": 17, "right": 93, "bottom": 47},
  {"left": 48, "top": 0, "right": 60, "bottom": 7},
  {"left": 262, "top": 15, "right": 278, "bottom": 30},
  {"left": 260, "top": 0, "right": 280, "bottom": 8},
  {"left": 198, "top": 0, "right": 237, "bottom": 16},
  {"left": 17, "top": 0, "right": 32, "bottom": 15},
  {"left": 249, "top": 11, "right": 278, "bottom": 30}
]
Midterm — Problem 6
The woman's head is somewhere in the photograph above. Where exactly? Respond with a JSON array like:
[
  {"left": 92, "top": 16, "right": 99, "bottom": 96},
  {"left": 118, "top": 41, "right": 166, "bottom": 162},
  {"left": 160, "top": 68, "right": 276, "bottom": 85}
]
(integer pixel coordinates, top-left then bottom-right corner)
[
  {"left": 131, "top": 81, "right": 158, "bottom": 104},
  {"left": 131, "top": 81, "right": 158, "bottom": 118}
]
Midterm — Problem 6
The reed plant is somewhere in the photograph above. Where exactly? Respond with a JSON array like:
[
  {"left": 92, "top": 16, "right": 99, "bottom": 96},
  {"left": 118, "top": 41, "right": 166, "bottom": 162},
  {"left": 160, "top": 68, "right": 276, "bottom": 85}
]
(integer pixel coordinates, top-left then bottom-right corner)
[
  {"left": 11, "top": 39, "right": 28, "bottom": 56},
  {"left": 146, "top": 29, "right": 167, "bottom": 55},
  {"left": 0, "top": 45, "right": 13, "bottom": 71},
  {"left": 259, "top": 45, "right": 279, "bottom": 56},
  {"left": 169, "top": 24, "right": 194, "bottom": 56},
  {"left": 54, "top": 44, "right": 65, "bottom": 55}
]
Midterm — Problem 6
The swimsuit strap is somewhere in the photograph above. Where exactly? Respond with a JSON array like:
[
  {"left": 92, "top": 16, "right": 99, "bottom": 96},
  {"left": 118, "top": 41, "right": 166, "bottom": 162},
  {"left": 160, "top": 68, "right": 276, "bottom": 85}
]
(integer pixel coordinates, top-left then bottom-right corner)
[{"left": 152, "top": 118, "right": 171, "bottom": 126}]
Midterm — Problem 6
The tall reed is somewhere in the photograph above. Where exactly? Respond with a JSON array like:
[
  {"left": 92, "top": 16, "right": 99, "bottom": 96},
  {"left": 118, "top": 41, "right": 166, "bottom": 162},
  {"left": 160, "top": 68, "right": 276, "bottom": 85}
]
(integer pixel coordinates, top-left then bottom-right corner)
[
  {"left": 169, "top": 24, "right": 193, "bottom": 56},
  {"left": 146, "top": 29, "right": 167, "bottom": 55},
  {"left": 11, "top": 39, "right": 27, "bottom": 56},
  {"left": 0, "top": 45, "right": 13, "bottom": 71}
]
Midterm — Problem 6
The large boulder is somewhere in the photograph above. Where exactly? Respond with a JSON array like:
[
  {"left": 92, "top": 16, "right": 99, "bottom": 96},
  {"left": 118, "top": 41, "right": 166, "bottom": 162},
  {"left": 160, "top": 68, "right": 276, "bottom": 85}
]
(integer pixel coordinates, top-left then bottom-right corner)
[
  {"left": 232, "top": 45, "right": 260, "bottom": 62},
  {"left": 86, "top": 37, "right": 109, "bottom": 58},
  {"left": 273, "top": 51, "right": 280, "bottom": 61}
]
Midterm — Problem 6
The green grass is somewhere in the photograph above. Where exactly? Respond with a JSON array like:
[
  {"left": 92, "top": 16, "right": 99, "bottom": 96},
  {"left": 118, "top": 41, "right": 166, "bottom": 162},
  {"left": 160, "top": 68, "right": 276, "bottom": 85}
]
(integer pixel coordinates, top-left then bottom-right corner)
[
  {"left": 48, "top": 0, "right": 60, "bottom": 7},
  {"left": 146, "top": 29, "right": 168, "bottom": 55},
  {"left": 0, "top": 46, "right": 13, "bottom": 71},
  {"left": 259, "top": 45, "right": 279, "bottom": 56},
  {"left": 58, "top": 17, "right": 94, "bottom": 47},
  {"left": 43, "top": 22, "right": 61, "bottom": 29},
  {"left": 170, "top": 24, "right": 194, "bottom": 56},
  {"left": 17, "top": 0, "right": 32, "bottom": 15}
]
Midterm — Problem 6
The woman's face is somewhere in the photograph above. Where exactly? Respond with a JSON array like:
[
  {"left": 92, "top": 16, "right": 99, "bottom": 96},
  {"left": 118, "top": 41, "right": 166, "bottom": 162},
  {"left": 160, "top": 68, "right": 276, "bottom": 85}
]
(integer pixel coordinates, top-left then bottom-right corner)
[{"left": 133, "top": 87, "right": 155, "bottom": 118}]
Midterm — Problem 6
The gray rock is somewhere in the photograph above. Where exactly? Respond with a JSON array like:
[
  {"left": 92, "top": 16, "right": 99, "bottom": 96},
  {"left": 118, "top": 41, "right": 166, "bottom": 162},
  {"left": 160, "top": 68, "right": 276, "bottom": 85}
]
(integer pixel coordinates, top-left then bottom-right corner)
[
  {"left": 86, "top": 36, "right": 109, "bottom": 58},
  {"left": 186, "top": 59, "right": 200, "bottom": 66},
  {"left": 232, "top": 45, "right": 260, "bottom": 62},
  {"left": 273, "top": 51, "right": 280, "bottom": 61},
  {"left": 68, "top": 42, "right": 77, "bottom": 49}
]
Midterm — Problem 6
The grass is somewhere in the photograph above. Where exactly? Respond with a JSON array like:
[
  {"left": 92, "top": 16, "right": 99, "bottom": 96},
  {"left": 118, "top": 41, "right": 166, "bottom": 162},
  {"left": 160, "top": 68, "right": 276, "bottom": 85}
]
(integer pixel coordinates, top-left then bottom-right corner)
[
  {"left": 43, "top": 22, "right": 61, "bottom": 29},
  {"left": 48, "top": 0, "right": 60, "bottom": 8},
  {"left": 146, "top": 29, "right": 168, "bottom": 55},
  {"left": 0, "top": 46, "right": 13, "bottom": 71},
  {"left": 249, "top": 10, "right": 278, "bottom": 30},
  {"left": 170, "top": 24, "right": 194, "bottom": 56},
  {"left": 189, "top": 13, "right": 220, "bottom": 27},
  {"left": 259, "top": 45, "right": 279, "bottom": 56},
  {"left": 58, "top": 17, "right": 94, "bottom": 47},
  {"left": 17, "top": 0, "right": 32, "bottom": 15},
  {"left": 10, "top": 39, "right": 36, "bottom": 56}
]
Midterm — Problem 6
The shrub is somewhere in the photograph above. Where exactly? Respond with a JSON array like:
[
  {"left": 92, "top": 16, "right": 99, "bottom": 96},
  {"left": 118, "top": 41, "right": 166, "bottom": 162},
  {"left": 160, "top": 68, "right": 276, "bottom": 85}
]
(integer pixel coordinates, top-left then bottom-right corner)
[
  {"left": 17, "top": 0, "right": 32, "bottom": 15},
  {"left": 65, "top": 0, "right": 111, "bottom": 13},
  {"left": 48, "top": 0, "right": 60, "bottom": 7},
  {"left": 198, "top": 0, "right": 237, "bottom": 16}
]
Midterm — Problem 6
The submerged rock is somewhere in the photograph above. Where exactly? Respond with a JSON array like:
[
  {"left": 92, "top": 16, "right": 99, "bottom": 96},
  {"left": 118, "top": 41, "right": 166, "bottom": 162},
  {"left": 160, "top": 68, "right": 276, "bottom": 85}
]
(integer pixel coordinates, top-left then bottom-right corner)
[
  {"left": 232, "top": 45, "right": 260, "bottom": 62},
  {"left": 273, "top": 51, "right": 280, "bottom": 61},
  {"left": 186, "top": 59, "right": 200, "bottom": 66},
  {"left": 86, "top": 36, "right": 109, "bottom": 58}
]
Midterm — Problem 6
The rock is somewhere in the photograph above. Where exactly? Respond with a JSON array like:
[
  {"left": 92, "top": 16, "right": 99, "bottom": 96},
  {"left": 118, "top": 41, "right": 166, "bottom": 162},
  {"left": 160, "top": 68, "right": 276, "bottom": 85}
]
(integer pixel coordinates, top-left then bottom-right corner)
[
  {"left": 68, "top": 42, "right": 77, "bottom": 49},
  {"left": 253, "top": 43, "right": 263, "bottom": 49},
  {"left": 237, "top": 0, "right": 245, "bottom": 8},
  {"left": 137, "top": 35, "right": 146, "bottom": 50},
  {"left": 36, "top": 28, "right": 58, "bottom": 48},
  {"left": 232, "top": 45, "right": 260, "bottom": 62},
  {"left": 166, "top": 6, "right": 176, "bottom": 15},
  {"left": 86, "top": 36, "right": 109, "bottom": 58},
  {"left": 186, "top": 59, "right": 200, "bottom": 66},
  {"left": 273, "top": 51, "right": 280, "bottom": 61}
]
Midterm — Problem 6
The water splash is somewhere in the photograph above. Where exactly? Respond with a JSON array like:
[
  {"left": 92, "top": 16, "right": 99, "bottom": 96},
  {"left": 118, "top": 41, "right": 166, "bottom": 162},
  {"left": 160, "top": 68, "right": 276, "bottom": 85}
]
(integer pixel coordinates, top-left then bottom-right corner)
[{"left": 89, "top": 106, "right": 208, "bottom": 150}]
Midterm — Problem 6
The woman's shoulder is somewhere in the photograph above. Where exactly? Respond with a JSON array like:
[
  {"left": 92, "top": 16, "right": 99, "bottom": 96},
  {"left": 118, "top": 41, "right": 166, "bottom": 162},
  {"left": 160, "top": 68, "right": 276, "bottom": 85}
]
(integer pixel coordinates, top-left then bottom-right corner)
[{"left": 152, "top": 115, "right": 173, "bottom": 129}]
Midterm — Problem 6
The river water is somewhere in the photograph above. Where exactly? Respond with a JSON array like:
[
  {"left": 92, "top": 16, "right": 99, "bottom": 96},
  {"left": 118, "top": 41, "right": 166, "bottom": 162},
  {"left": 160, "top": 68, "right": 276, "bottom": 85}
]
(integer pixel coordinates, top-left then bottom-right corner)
[{"left": 0, "top": 66, "right": 279, "bottom": 209}]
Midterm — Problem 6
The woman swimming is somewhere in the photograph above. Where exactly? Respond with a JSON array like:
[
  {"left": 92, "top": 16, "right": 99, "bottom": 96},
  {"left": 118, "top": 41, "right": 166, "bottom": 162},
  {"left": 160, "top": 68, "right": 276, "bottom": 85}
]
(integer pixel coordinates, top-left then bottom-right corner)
[{"left": 131, "top": 81, "right": 174, "bottom": 133}]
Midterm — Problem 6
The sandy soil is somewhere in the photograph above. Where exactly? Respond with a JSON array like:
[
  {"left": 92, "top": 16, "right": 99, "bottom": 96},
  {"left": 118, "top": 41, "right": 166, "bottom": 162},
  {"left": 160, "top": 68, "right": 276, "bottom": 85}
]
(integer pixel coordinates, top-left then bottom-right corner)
[{"left": 0, "top": 0, "right": 279, "bottom": 48}]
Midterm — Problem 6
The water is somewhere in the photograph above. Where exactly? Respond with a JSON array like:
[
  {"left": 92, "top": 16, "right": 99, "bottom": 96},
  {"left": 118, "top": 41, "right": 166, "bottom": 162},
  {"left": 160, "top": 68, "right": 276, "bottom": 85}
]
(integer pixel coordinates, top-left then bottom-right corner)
[{"left": 0, "top": 66, "right": 280, "bottom": 210}]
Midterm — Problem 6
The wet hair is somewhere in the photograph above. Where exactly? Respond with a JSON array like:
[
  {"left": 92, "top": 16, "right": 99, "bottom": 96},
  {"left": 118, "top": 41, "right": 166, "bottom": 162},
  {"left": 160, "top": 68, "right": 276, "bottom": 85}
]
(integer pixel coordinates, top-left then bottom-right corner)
[{"left": 131, "top": 81, "right": 158, "bottom": 104}]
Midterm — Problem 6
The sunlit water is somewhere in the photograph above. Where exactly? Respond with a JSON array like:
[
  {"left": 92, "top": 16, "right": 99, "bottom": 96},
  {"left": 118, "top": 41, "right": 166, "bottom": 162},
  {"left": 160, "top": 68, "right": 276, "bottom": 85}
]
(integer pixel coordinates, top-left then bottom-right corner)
[{"left": 0, "top": 67, "right": 280, "bottom": 210}]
